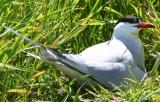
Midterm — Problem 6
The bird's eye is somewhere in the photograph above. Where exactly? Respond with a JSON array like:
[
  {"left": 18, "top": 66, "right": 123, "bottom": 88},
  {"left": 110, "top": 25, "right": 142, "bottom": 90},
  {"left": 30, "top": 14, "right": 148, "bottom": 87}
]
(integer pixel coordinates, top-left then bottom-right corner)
[
  {"left": 136, "top": 18, "right": 140, "bottom": 23},
  {"left": 136, "top": 17, "right": 142, "bottom": 23}
]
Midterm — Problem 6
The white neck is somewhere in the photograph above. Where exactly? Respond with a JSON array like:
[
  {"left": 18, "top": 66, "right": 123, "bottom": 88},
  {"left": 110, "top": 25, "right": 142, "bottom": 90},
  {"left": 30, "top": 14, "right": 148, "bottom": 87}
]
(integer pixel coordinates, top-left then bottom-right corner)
[
  {"left": 112, "top": 29, "right": 144, "bottom": 70},
  {"left": 112, "top": 27, "right": 142, "bottom": 52},
  {"left": 112, "top": 30, "right": 142, "bottom": 54}
]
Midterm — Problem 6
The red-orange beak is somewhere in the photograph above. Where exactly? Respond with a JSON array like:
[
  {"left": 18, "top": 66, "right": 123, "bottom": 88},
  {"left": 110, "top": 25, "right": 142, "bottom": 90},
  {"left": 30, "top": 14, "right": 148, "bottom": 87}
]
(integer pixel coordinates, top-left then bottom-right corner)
[{"left": 135, "top": 22, "right": 155, "bottom": 29}]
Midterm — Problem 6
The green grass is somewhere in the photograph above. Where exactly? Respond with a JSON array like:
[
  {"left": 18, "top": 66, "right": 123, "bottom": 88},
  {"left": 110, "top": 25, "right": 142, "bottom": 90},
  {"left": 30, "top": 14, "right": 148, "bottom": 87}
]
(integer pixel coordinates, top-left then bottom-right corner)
[{"left": 0, "top": 0, "right": 160, "bottom": 101}]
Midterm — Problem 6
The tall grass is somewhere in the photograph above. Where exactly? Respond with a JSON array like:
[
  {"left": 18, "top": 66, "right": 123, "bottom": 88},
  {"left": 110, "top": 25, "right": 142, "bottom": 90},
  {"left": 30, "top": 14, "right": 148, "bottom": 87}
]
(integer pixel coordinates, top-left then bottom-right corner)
[{"left": 0, "top": 0, "right": 160, "bottom": 101}]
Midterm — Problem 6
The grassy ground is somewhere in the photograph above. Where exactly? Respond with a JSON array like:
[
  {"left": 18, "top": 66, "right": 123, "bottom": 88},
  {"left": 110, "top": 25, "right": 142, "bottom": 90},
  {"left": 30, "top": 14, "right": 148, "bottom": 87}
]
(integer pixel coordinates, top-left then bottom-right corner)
[{"left": 0, "top": 0, "right": 160, "bottom": 101}]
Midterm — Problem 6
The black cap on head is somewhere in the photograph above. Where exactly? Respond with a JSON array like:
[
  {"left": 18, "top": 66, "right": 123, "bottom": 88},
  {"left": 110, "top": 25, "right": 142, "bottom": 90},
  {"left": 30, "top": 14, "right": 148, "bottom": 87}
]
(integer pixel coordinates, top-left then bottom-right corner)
[{"left": 116, "top": 15, "right": 141, "bottom": 25}]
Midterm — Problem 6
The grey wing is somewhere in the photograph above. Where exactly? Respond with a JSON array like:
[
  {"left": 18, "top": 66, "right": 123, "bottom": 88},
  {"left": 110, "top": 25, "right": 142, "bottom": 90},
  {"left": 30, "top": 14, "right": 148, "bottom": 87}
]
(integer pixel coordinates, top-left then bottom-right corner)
[
  {"left": 39, "top": 46, "right": 98, "bottom": 81},
  {"left": 38, "top": 46, "right": 124, "bottom": 87},
  {"left": 62, "top": 53, "right": 146, "bottom": 88}
]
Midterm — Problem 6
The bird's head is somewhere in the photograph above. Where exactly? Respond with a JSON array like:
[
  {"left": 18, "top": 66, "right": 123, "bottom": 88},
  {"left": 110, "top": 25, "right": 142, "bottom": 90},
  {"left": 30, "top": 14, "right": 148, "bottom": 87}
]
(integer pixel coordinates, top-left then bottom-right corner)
[{"left": 113, "top": 15, "right": 155, "bottom": 38}]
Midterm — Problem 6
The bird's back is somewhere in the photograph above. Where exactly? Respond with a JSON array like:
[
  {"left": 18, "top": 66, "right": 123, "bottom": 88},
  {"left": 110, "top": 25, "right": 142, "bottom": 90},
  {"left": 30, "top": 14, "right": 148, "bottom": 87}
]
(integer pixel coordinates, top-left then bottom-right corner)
[{"left": 79, "top": 39, "right": 132, "bottom": 63}]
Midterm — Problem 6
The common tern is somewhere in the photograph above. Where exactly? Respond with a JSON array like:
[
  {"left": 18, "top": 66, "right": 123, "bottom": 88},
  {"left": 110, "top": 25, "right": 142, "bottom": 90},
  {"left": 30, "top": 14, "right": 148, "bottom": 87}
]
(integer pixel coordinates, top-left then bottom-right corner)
[{"left": 3, "top": 15, "right": 155, "bottom": 88}]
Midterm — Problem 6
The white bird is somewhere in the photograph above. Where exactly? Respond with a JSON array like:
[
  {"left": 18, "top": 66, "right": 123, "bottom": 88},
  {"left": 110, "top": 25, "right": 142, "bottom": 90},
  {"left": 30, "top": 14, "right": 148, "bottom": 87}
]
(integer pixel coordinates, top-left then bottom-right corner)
[{"left": 3, "top": 15, "right": 155, "bottom": 89}]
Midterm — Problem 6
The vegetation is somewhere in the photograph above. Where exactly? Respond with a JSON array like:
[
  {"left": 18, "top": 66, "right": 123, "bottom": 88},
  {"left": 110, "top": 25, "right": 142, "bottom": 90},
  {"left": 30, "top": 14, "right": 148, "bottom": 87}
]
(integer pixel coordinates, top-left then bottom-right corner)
[{"left": 0, "top": 0, "right": 160, "bottom": 101}]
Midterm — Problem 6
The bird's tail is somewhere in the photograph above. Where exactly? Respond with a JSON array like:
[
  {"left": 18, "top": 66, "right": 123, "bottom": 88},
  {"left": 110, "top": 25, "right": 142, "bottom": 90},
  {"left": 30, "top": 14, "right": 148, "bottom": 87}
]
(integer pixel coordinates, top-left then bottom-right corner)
[
  {"left": 2, "top": 26, "right": 89, "bottom": 70},
  {"left": 2, "top": 25, "right": 41, "bottom": 47},
  {"left": 2, "top": 25, "right": 62, "bottom": 61},
  {"left": 2, "top": 25, "right": 88, "bottom": 73}
]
